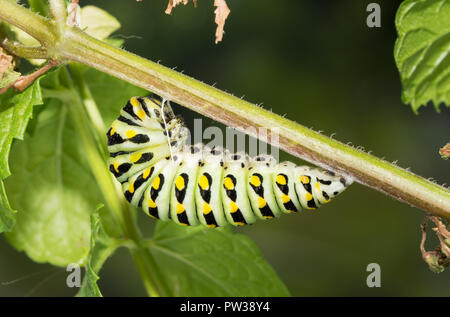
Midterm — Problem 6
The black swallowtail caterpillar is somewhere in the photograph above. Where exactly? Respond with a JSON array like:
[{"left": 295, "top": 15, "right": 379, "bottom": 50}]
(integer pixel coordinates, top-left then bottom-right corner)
[{"left": 107, "top": 95, "right": 353, "bottom": 228}]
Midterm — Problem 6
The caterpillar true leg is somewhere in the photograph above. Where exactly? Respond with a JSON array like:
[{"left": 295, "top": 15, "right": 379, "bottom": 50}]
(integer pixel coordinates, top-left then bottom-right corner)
[{"left": 107, "top": 95, "right": 353, "bottom": 228}]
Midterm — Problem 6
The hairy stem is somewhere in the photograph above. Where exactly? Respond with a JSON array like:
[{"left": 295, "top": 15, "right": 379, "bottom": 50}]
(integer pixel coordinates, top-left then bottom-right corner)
[{"left": 0, "top": 0, "right": 449, "bottom": 221}]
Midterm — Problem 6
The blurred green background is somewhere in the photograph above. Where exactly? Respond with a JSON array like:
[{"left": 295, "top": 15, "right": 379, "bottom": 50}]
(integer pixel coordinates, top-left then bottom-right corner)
[{"left": 1, "top": 0, "right": 449, "bottom": 296}]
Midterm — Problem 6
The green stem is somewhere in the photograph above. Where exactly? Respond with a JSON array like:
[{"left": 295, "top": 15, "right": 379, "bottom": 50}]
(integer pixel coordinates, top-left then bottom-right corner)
[
  {"left": 54, "top": 66, "right": 166, "bottom": 297},
  {"left": 66, "top": 65, "right": 170, "bottom": 296},
  {"left": 1, "top": 38, "right": 48, "bottom": 59},
  {"left": 69, "top": 64, "right": 108, "bottom": 157},
  {"left": 0, "top": 0, "right": 54, "bottom": 46},
  {"left": 0, "top": 1, "right": 448, "bottom": 219}
]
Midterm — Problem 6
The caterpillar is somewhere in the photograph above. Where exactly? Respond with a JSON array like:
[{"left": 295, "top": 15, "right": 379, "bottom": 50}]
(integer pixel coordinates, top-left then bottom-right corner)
[{"left": 107, "top": 95, "right": 353, "bottom": 228}]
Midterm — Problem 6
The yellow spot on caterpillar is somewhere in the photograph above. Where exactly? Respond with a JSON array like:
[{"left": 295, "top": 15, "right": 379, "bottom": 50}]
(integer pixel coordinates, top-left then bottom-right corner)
[
  {"left": 224, "top": 177, "right": 234, "bottom": 190},
  {"left": 250, "top": 175, "right": 261, "bottom": 187},
  {"left": 110, "top": 127, "right": 116, "bottom": 136},
  {"left": 258, "top": 197, "right": 267, "bottom": 208},
  {"left": 179, "top": 223, "right": 188, "bottom": 226},
  {"left": 315, "top": 182, "right": 321, "bottom": 191},
  {"left": 203, "top": 202, "right": 212, "bottom": 214},
  {"left": 130, "top": 97, "right": 140, "bottom": 107},
  {"left": 113, "top": 162, "right": 119, "bottom": 173},
  {"left": 152, "top": 175, "right": 161, "bottom": 190},
  {"left": 207, "top": 224, "right": 217, "bottom": 228},
  {"left": 148, "top": 199, "right": 157, "bottom": 208},
  {"left": 137, "top": 109, "right": 146, "bottom": 120},
  {"left": 126, "top": 130, "right": 136, "bottom": 139},
  {"left": 128, "top": 182, "right": 135, "bottom": 194},
  {"left": 130, "top": 152, "right": 142, "bottom": 163},
  {"left": 281, "top": 194, "right": 290, "bottom": 203},
  {"left": 143, "top": 168, "right": 151, "bottom": 179},
  {"left": 305, "top": 192, "right": 313, "bottom": 200},
  {"left": 235, "top": 222, "right": 245, "bottom": 226},
  {"left": 276, "top": 174, "right": 286, "bottom": 185},
  {"left": 152, "top": 176, "right": 160, "bottom": 190},
  {"left": 175, "top": 175, "right": 185, "bottom": 190},
  {"left": 199, "top": 174, "right": 209, "bottom": 190},
  {"left": 263, "top": 215, "right": 273, "bottom": 219},
  {"left": 300, "top": 175, "right": 310, "bottom": 184},
  {"left": 176, "top": 203, "right": 185, "bottom": 214},
  {"left": 230, "top": 201, "right": 239, "bottom": 213}
]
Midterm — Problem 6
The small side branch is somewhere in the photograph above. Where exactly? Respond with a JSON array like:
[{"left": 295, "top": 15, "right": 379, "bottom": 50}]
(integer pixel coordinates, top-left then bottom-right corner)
[
  {"left": 0, "top": 59, "right": 59, "bottom": 94},
  {"left": 2, "top": 39, "right": 48, "bottom": 59}
]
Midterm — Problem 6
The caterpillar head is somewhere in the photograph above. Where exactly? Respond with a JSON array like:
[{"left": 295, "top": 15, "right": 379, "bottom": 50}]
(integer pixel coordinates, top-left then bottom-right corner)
[{"left": 312, "top": 169, "right": 354, "bottom": 198}]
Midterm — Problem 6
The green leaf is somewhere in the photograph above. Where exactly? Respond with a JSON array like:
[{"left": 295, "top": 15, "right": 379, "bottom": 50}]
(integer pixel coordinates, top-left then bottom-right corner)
[
  {"left": 149, "top": 222, "right": 290, "bottom": 296},
  {"left": 76, "top": 208, "right": 119, "bottom": 297},
  {"left": 28, "top": 0, "right": 51, "bottom": 17},
  {"left": 80, "top": 6, "right": 121, "bottom": 41},
  {"left": 0, "top": 81, "right": 43, "bottom": 179},
  {"left": 394, "top": 0, "right": 450, "bottom": 112},
  {"left": 0, "top": 69, "right": 21, "bottom": 89},
  {"left": 0, "top": 82, "right": 42, "bottom": 233},
  {"left": 3, "top": 65, "right": 146, "bottom": 264},
  {"left": 0, "top": 180, "right": 15, "bottom": 232},
  {"left": 4, "top": 98, "right": 102, "bottom": 266}
]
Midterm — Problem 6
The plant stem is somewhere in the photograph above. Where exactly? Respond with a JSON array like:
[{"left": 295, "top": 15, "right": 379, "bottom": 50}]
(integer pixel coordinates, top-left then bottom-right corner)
[
  {"left": 0, "top": 0, "right": 54, "bottom": 46},
  {"left": 0, "top": 1, "right": 448, "bottom": 220},
  {"left": 60, "top": 66, "right": 168, "bottom": 296},
  {"left": 62, "top": 31, "right": 450, "bottom": 220}
]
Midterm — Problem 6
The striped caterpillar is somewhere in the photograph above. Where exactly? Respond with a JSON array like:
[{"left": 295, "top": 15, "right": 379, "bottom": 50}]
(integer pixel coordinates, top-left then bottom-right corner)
[{"left": 107, "top": 95, "right": 353, "bottom": 228}]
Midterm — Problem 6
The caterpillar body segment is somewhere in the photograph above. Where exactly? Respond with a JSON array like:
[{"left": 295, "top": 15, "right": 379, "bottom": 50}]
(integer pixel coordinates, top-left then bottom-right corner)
[{"left": 107, "top": 95, "right": 353, "bottom": 228}]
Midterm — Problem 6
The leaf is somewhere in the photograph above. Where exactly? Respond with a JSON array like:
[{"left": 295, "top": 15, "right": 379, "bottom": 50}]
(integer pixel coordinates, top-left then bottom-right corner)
[
  {"left": 0, "top": 82, "right": 42, "bottom": 233},
  {"left": 440, "top": 142, "right": 450, "bottom": 160},
  {"left": 79, "top": 6, "right": 121, "bottom": 41},
  {"left": 165, "top": 0, "right": 192, "bottom": 14},
  {"left": 213, "top": 0, "right": 230, "bottom": 44},
  {"left": 4, "top": 98, "right": 101, "bottom": 266},
  {"left": 28, "top": 0, "right": 51, "bottom": 17},
  {"left": 0, "top": 69, "right": 20, "bottom": 89},
  {"left": 0, "top": 180, "right": 15, "bottom": 233},
  {"left": 149, "top": 222, "right": 290, "bottom": 296},
  {"left": 164, "top": 0, "right": 230, "bottom": 43},
  {"left": 0, "top": 81, "right": 42, "bottom": 179},
  {"left": 3, "top": 65, "right": 147, "bottom": 264},
  {"left": 0, "top": 47, "right": 20, "bottom": 89},
  {"left": 76, "top": 208, "right": 119, "bottom": 297},
  {"left": 394, "top": 0, "right": 450, "bottom": 112}
]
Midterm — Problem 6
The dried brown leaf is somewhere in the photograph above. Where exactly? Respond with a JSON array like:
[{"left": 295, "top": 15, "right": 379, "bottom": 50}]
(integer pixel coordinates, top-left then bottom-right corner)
[
  {"left": 213, "top": 0, "right": 230, "bottom": 44},
  {"left": 440, "top": 142, "right": 450, "bottom": 160},
  {"left": 0, "top": 47, "right": 14, "bottom": 75},
  {"left": 165, "top": 0, "right": 189, "bottom": 14},
  {"left": 165, "top": 0, "right": 229, "bottom": 43}
]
